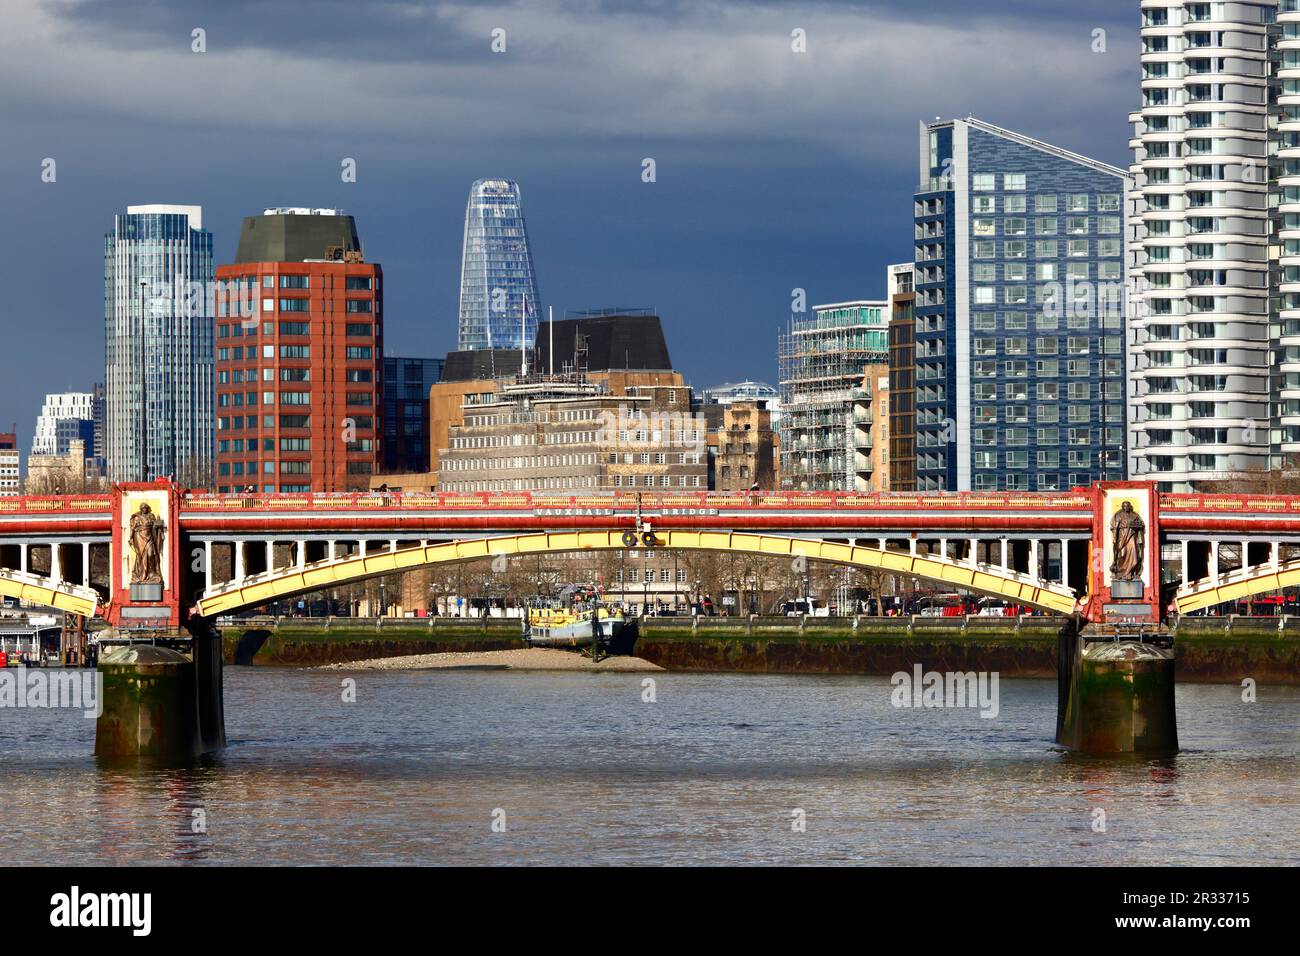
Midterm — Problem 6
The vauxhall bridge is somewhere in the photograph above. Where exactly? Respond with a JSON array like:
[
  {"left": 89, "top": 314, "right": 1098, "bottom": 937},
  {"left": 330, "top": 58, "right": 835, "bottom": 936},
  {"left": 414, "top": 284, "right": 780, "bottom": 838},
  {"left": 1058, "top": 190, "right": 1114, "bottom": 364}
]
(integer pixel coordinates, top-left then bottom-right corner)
[{"left": 0, "top": 479, "right": 1293, "bottom": 757}]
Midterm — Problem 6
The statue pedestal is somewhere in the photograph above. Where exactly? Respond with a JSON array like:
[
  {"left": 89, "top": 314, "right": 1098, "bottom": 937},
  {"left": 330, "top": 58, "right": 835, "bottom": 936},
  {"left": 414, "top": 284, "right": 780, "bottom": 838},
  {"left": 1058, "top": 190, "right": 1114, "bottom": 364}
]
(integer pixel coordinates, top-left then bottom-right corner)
[
  {"left": 130, "top": 583, "right": 163, "bottom": 602},
  {"left": 1111, "top": 579, "right": 1143, "bottom": 599}
]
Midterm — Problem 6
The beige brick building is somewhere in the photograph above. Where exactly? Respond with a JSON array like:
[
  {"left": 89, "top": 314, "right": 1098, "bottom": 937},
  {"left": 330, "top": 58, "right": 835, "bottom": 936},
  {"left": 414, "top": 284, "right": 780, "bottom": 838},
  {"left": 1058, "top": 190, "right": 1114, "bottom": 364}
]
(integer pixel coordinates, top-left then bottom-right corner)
[
  {"left": 853, "top": 366, "right": 890, "bottom": 492},
  {"left": 712, "top": 400, "right": 777, "bottom": 491},
  {"left": 438, "top": 376, "right": 706, "bottom": 493}
]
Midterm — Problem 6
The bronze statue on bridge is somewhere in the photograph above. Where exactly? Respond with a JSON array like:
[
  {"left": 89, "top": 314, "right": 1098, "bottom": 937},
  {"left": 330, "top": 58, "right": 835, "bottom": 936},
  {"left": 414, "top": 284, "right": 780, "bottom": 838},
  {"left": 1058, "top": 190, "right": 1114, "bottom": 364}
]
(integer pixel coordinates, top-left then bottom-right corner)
[
  {"left": 1110, "top": 501, "right": 1145, "bottom": 582},
  {"left": 128, "top": 503, "right": 165, "bottom": 585}
]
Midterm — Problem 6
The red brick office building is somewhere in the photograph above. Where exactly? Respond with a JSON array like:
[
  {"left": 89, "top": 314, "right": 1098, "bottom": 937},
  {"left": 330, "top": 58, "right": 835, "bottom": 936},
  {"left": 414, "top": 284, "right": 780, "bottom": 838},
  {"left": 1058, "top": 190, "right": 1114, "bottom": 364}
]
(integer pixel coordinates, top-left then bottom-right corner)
[{"left": 214, "top": 209, "right": 382, "bottom": 493}]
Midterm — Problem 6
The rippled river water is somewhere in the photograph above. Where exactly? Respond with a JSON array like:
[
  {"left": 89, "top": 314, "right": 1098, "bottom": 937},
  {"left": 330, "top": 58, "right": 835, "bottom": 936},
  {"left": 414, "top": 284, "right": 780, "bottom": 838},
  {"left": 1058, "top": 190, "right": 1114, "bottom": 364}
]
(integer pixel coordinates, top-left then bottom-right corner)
[{"left": 1, "top": 668, "right": 1297, "bottom": 865}]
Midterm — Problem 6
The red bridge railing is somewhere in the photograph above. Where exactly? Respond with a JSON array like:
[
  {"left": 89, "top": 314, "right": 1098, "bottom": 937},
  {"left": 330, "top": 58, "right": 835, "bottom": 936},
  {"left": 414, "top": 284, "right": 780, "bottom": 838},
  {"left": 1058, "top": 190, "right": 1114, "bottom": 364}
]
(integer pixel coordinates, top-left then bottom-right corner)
[{"left": 178, "top": 489, "right": 1096, "bottom": 513}]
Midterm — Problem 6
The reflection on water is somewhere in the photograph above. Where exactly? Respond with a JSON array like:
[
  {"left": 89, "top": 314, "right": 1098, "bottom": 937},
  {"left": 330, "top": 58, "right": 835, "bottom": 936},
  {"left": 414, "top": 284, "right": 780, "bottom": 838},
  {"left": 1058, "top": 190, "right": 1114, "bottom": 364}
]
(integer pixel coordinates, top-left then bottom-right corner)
[{"left": 1, "top": 668, "right": 1297, "bottom": 865}]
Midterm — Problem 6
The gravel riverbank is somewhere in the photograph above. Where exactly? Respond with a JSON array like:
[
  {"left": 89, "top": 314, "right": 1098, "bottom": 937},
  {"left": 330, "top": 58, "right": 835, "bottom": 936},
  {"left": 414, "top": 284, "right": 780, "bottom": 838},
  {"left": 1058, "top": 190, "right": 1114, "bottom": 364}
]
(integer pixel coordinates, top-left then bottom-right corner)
[{"left": 315, "top": 648, "right": 664, "bottom": 672}]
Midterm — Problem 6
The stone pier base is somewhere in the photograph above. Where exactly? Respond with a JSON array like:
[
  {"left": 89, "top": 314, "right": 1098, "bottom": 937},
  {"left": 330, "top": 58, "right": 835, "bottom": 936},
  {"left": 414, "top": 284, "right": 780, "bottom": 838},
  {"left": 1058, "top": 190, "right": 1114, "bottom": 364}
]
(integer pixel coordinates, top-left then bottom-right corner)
[
  {"left": 94, "top": 622, "right": 226, "bottom": 759},
  {"left": 1057, "top": 635, "right": 1178, "bottom": 754},
  {"left": 94, "top": 644, "right": 202, "bottom": 759}
]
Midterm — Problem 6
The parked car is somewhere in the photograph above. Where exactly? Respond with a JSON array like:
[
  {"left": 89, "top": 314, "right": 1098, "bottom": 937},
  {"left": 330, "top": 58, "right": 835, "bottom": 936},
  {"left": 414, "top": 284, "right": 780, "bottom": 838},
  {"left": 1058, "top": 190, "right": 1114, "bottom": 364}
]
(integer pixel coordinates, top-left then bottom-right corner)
[{"left": 780, "top": 599, "right": 831, "bottom": 617}]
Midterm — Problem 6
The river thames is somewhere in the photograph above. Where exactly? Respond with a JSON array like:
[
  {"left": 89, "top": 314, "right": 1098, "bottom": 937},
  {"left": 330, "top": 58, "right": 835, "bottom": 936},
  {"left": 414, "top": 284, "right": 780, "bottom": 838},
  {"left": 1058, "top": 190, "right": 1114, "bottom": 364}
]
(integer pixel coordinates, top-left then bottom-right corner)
[{"left": 1, "top": 668, "right": 1297, "bottom": 865}]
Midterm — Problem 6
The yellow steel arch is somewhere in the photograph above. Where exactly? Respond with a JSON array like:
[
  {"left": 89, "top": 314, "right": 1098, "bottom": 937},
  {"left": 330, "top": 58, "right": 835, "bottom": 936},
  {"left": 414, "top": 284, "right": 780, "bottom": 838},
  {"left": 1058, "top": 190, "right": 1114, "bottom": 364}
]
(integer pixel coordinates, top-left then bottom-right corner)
[
  {"left": 1176, "top": 558, "right": 1300, "bottom": 614},
  {"left": 0, "top": 571, "right": 99, "bottom": 618},
  {"left": 194, "top": 530, "right": 1080, "bottom": 618}
]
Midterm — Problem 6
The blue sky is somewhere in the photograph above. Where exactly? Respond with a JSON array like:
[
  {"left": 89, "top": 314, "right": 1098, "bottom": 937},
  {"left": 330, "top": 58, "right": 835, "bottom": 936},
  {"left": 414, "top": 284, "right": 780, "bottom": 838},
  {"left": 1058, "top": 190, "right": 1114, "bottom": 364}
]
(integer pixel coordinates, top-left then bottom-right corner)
[{"left": 0, "top": 0, "right": 1138, "bottom": 444}]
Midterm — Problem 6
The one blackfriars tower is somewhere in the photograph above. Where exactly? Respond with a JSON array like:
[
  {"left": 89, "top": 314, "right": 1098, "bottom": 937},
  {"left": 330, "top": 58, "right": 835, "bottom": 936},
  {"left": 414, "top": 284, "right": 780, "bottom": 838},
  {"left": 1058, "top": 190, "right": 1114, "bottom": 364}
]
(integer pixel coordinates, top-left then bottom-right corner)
[{"left": 456, "top": 179, "right": 541, "bottom": 351}]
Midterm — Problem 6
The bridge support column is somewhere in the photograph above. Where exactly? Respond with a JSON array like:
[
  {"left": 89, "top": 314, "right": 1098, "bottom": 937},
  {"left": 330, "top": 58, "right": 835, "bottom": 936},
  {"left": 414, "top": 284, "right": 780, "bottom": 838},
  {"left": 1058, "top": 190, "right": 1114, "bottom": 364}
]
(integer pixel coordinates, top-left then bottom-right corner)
[
  {"left": 18, "top": 542, "right": 26, "bottom": 575},
  {"left": 81, "top": 541, "right": 91, "bottom": 587},
  {"left": 1210, "top": 541, "right": 1220, "bottom": 585},
  {"left": 1030, "top": 539, "right": 1040, "bottom": 577},
  {"left": 1059, "top": 539, "right": 1069, "bottom": 586},
  {"left": 939, "top": 538, "right": 948, "bottom": 561},
  {"left": 968, "top": 538, "right": 978, "bottom": 568},
  {"left": 95, "top": 644, "right": 201, "bottom": 760},
  {"left": 1056, "top": 624, "right": 1178, "bottom": 755},
  {"left": 94, "top": 622, "right": 226, "bottom": 759},
  {"left": 204, "top": 541, "right": 213, "bottom": 592},
  {"left": 265, "top": 539, "right": 274, "bottom": 572},
  {"left": 234, "top": 541, "right": 246, "bottom": 583},
  {"left": 1181, "top": 540, "right": 1189, "bottom": 588},
  {"left": 297, "top": 540, "right": 306, "bottom": 569},
  {"left": 999, "top": 538, "right": 1008, "bottom": 570},
  {"left": 359, "top": 540, "right": 368, "bottom": 558},
  {"left": 50, "top": 542, "right": 62, "bottom": 583}
]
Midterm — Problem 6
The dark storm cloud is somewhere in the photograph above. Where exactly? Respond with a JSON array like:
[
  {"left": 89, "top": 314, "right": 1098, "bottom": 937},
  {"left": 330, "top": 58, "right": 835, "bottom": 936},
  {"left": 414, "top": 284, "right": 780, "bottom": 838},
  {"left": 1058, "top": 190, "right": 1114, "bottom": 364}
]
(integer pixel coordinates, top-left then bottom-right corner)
[{"left": 1, "top": 0, "right": 1138, "bottom": 453}]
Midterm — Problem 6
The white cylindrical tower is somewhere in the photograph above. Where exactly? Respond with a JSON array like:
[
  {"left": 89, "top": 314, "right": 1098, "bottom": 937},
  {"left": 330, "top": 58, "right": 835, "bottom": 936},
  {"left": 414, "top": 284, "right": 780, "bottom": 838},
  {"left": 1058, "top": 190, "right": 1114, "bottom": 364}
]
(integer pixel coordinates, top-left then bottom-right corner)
[{"left": 1128, "top": 1, "right": 1276, "bottom": 490}]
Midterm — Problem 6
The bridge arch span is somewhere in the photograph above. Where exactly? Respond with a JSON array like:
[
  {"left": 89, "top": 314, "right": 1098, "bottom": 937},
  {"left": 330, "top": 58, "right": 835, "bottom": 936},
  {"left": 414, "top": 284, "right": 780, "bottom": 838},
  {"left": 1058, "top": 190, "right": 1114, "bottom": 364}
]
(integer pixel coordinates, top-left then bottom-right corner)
[
  {"left": 1175, "top": 557, "right": 1300, "bottom": 615},
  {"left": 0, "top": 568, "right": 99, "bottom": 618},
  {"left": 192, "top": 530, "right": 1080, "bottom": 619}
]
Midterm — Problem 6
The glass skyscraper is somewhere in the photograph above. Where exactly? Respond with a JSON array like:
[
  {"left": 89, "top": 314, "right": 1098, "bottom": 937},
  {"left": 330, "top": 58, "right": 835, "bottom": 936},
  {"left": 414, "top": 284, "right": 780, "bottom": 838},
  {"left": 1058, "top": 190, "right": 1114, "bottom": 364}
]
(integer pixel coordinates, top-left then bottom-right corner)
[
  {"left": 456, "top": 179, "right": 541, "bottom": 351},
  {"left": 104, "top": 204, "right": 215, "bottom": 484},
  {"left": 912, "top": 118, "right": 1131, "bottom": 492}
]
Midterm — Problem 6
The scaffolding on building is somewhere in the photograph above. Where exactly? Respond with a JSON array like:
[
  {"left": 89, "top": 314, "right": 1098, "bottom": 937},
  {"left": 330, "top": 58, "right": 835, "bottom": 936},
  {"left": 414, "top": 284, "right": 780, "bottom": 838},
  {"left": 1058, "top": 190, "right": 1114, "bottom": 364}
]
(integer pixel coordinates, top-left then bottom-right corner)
[{"left": 777, "top": 303, "right": 888, "bottom": 491}]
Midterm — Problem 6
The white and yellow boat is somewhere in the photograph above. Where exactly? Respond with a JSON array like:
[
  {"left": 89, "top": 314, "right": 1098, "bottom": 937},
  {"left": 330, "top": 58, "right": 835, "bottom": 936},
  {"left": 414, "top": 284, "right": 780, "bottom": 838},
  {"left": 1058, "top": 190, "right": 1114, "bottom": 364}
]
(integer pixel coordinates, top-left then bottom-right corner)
[{"left": 523, "top": 594, "right": 626, "bottom": 659}]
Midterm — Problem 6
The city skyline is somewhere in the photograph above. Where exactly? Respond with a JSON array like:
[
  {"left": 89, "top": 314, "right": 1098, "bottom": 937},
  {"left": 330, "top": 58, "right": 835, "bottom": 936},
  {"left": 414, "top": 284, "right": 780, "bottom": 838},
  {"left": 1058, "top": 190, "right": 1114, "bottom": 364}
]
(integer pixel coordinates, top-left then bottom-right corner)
[
  {"left": 1, "top": 0, "right": 1297, "bottom": 891},
  {"left": 0, "top": 0, "right": 1140, "bottom": 447}
]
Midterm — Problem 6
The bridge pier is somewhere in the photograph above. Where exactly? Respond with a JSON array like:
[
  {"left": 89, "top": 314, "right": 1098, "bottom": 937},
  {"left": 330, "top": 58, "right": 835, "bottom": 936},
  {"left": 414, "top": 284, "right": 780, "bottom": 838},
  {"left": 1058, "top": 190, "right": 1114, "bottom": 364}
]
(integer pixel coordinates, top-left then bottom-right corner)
[
  {"left": 93, "top": 622, "right": 225, "bottom": 760},
  {"left": 95, "top": 641, "right": 202, "bottom": 759},
  {"left": 1056, "top": 624, "right": 1178, "bottom": 755}
]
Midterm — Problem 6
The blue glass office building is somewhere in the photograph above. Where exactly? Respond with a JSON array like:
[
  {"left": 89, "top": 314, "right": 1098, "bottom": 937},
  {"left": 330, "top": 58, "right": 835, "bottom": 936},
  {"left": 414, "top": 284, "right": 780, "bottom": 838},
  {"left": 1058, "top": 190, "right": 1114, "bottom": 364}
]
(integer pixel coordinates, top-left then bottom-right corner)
[
  {"left": 456, "top": 179, "right": 541, "bottom": 351},
  {"left": 104, "top": 204, "right": 215, "bottom": 484},
  {"left": 381, "top": 356, "right": 445, "bottom": 474},
  {"left": 912, "top": 118, "right": 1130, "bottom": 492}
]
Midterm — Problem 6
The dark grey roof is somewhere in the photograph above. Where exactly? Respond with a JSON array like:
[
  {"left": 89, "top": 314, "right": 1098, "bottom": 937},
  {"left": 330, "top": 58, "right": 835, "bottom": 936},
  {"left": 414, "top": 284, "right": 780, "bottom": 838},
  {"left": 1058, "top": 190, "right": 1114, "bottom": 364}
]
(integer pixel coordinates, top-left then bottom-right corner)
[
  {"left": 533, "top": 313, "right": 672, "bottom": 372},
  {"left": 440, "top": 350, "right": 526, "bottom": 383},
  {"left": 234, "top": 213, "right": 362, "bottom": 264}
]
